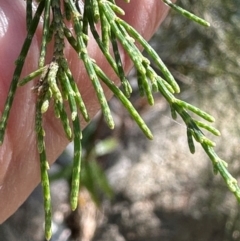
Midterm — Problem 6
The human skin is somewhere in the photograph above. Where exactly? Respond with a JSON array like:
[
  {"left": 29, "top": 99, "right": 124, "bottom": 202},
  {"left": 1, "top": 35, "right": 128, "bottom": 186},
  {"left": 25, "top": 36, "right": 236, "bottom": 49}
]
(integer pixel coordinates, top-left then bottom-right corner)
[{"left": 0, "top": 0, "right": 174, "bottom": 223}]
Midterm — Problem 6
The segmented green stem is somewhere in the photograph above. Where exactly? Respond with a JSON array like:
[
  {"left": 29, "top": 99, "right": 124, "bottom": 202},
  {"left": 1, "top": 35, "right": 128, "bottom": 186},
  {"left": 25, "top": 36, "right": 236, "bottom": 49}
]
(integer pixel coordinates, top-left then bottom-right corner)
[
  {"left": 64, "top": 0, "right": 72, "bottom": 20},
  {"left": 39, "top": 0, "right": 51, "bottom": 67},
  {"left": 169, "top": 101, "right": 239, "bottom": 198},
  {"left": 174, "top": 103, "right": 216, "bottom": 146},
  {"left": 107, "top": 0, "right": 125, "bottom": 15},
  {"left": 82, "top": 0, "right": 90, "bottom": 42},
  {"left": 58, "top": 69, "right": 78, "bottom": 121},
  {"left": 91, "top": 0, "right": 100, "bottom": 22},
  {"left": 170, "top": 104, "right": 177, "bottom": 120},
  {"left": 36, "top": 98, "right": 52, "bottom": 240},
  {"left": 202, "top": 144, "right": 240, "bottom": 202},
  {"left": 100, "top": 9, "right": 110, "bottom": 49},
  {"left": 55, "top": 101, "right": 72, "bottom": 140},
  {"left": 71, "top": 81, "right": 90, "bottom": 122},
  {"left": 41, "top": 90, "right": 52, "bottom": 113},
  {"left": 68, "top": 2, "right": 114, "bottom": 129},
  {"left": 162, "top": 0, "right": 210, "bottom": 27},
  {"left": 157, "top": 78, "right": 176, "bottom": 103},
  {"left": 87, "top": 7, "right": 119, "bottom": 77},
  {"left": 111, "top": 30, "right": 132, "bottom": 97},
  {"left": 194, "top": 120, "right": 221, "bottom": 136},
  {"left": 138, "top": 73, "right": 154, "bottom": 106},
  {"left": 57, "top": 67, "right": 83, "bottom": 210},
  {"left": 70, "top": 115, "right": 82, "bottom": 210},
  {"left": 46, "top": 20, "right": 54, "bottom": 43},
  {"left": 137, "top": 71, "right": 145, "bottom": 97},
  {"left": 83, "top": 51, "right": 114, "bottom": 129},
  {"left": 63, "top": 24, "right": 79, "bottom": 51},
  {"left": 94, "top": 64, "right": 153, "bottom": 139},
  {"left": 26, "top": 0, "right": 32, "bottom": 30},
  {"left": 0, "top": 1, "right": 45, "bottom": 144},
  {"left": 117, "top": 17, "right": 180, "bottom": 93},
  {"left": 100, "top": 2, "right": 146, "bottom": 75},
  {"left": 52, "top": 0, "right": 65, "bottom": 59},
  {"left": 47, "top": 62, "right": 62, "bottom": 103},
  {"left": 176, "top": 100, "right": 215, "bottom": 122},
  {"left": 18, "top": 66, "right": 47, "bottom": 86},
  {"left": 144, "top": 64, "right": 158, "bottom": 92},
  {"left": 39, "top": 149, "right": 52, "bottom": 240},
  {"left": 187, "top": 128, "right": 195, "bottom": 154},
  {"left": 60, "top": 59, "right": 90, "bottom": 121}
]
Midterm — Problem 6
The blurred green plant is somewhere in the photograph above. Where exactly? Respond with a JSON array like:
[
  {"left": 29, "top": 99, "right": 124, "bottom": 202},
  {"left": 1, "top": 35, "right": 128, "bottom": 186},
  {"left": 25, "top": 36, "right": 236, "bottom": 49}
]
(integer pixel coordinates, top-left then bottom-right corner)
[{"left": 0, "top": 0, "right": 240, "bottom": 239}]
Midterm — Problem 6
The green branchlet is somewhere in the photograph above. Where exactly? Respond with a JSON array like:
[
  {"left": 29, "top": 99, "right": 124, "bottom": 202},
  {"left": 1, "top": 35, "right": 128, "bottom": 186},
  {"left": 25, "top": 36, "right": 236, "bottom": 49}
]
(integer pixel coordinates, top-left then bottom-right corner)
[{"left": 0, "top": 0, "right": 238, "bottom": 239}]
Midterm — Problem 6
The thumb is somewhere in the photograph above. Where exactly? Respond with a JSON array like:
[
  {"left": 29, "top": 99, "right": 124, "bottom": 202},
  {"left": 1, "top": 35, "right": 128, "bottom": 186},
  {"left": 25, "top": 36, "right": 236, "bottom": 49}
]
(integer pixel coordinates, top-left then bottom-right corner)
[{"left": 0, "top": 0, "right": 172, "bottom": 223}]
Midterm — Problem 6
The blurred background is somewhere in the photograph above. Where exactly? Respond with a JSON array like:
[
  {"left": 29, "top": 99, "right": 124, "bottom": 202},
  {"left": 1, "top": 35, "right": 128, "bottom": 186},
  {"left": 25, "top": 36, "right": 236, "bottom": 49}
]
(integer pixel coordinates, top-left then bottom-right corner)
[{"left": 1, "top": 0, "right": 240, "bottom": 240}]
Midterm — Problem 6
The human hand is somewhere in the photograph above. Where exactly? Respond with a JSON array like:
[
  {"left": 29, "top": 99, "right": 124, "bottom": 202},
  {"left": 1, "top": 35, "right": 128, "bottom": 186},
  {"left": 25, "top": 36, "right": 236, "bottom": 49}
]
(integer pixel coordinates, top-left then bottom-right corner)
[{"left": 0, "top": 0, "right": 173, "bottom": 223}]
